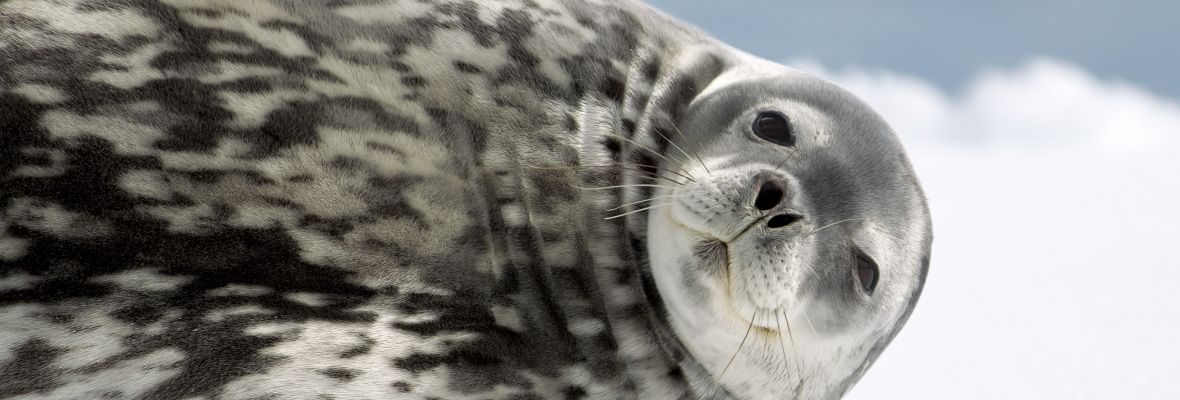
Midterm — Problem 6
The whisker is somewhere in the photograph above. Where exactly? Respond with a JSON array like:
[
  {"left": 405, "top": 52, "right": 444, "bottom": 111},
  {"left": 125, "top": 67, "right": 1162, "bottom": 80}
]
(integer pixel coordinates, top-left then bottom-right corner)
[
  {"left": 775, "top": 311, "right": 793, "bottom": 378},
  {"left": 774, "top": 311, "right": 789, "bottom": 359},
  {"left": 602, "top": 131, "right": 682, "bottom": 168},
  {"left": 646, "top": 165, "right": 697, "bottom": 184},
  {"left": 605, "top": 102, "right": 692, "bottom": 171},
  {"left": 523, "top": 162, "right": 663, "bottom": 171},
  {"left": 801, "top": 309, "right": 820, "bottom": 338},
  {"left": 721, "top": 310, "right": 757, "bottom": 378},
  {"left": 799, "top": 263, "right": 821, "bottom": 282},
  {"left": 606, "top": 194, "right": 687, "bottom": 211},
  {"left": 806, "top": 218, "right": 868, "bottom": 237},
  {"left": 661, "top": 115, "right": 711, "bottom": 174},
  {"left": 782, "top": 310, "right": 798, "bottom": 358},
  {"left": 523, "top": 163, "right": 666, "bottom": 179},
  {"left": 772, "top": 157, "right": 789, "bottom": 173},
  {"left": 650, "top": 127, "right": 700, "bottom": 180},
  {"left": 631, "top": 174, "right": 686, "bottom": 186},
  {"left": 602, "top": 166, "right": 686, "bottom": 186},
  {"left": 525, "top": 162, "right": 697, "bottom": 185},
  {"left": 781, "top": 310, "right": 804, "bottom": 392},
  {"left": 789, "top": 276, "right": 821, "bottom": 339},
  {"left": 603, "top": 203, "right": 671, "bottom": 220},
  {"left": 868, "top": 224, "right": 906, "bottom": 243},
  {"left": 573, "top": 184, "right": 672, "bottom": 191}
]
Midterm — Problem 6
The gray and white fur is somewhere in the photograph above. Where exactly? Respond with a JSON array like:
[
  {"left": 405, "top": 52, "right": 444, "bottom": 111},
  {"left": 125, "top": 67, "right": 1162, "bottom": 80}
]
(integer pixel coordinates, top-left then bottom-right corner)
[{"left": 0, "top": 1, "right": 931, "bottom": 399}]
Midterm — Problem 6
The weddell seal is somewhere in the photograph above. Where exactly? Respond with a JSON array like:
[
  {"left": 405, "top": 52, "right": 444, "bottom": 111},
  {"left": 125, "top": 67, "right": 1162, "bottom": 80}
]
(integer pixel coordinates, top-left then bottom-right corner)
[{"left": 0, "top": 0, "right": 931, "bottom": 399}]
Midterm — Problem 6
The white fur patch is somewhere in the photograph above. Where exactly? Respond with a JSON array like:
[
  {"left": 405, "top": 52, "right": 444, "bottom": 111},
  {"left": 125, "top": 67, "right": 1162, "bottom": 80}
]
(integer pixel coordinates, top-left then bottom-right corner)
[
  {"left": 0, "top": 270, "right": 39, "bottom": 291},
  {"left": 204, "top": 305, "right": 275, "bottom": 322},
  {"left": 307, "top": 54, "right": 430, "bottom": 126},
  {"left": 175, "top": 6, "right": 311, "bottom": 58},
  {"left": 24, "top": 348, "right": 185, "bottom": 400},
  {"left": 89, "top": 43, "right": 170, "bottom": 89},
  {"left": 9, "top": 147, "right": 67, "bottom": 178},
  {"left": 0, "top": 235, "right": 30, "bottom": 262},
  {"left": 344, "top": 38, "right": 391, "bottom": 53},
  {"left": 41, "top": 110, "right": 164, "bottom": 155},
  {"left": 206, "top": 284, "right": 275, "bottom": 297},
  {"left": 283, "top": 292, "right": 330, "bottom": 307},
  {"left": 9, "top": 83, "right": 67, "bottom": 103},
  {"left": 142, "top": 204, "right": 221, "bottom": 234},
  {"left": 219, "top": 308, "right": 457, "bottom": 399},
  {"left": 333, "top": 2, "right": 436, "bottom": 25},
  {"left": 6, "top": 198, "right": 112, "bottom": 239},
  {"left": 119, "top": 170, "right": 175, "bottom": 201},
  {"left": 199, "top": 61, "right": 286, "bottom": 84},
  {"left": 217, "top": 89, "right": 319, "bottom": 128},
  {"left": 8, "top": 0, "right": 159, "bottom": 41},
  {"left": 92, "top": 269, "right": 195, "bottom": 292}
]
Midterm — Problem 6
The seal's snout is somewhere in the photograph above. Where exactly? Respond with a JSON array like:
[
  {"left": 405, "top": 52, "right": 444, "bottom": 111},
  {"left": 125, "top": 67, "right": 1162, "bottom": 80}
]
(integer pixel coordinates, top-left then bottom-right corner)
[
  {"left": 667, "top": 168, "right": 811, "bottom": 242},
  {"left": 750, "top": 176, "right": 807, "bottom": 230},
  {"left": 752, "top": 172, "right": 805, "bottom": 229}
]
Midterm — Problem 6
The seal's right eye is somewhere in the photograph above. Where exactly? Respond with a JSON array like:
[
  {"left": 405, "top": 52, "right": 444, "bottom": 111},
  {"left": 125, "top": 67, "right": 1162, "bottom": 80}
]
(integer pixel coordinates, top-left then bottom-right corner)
[{"left": 753, "top": 111, "right": 795, "bottom": 147}]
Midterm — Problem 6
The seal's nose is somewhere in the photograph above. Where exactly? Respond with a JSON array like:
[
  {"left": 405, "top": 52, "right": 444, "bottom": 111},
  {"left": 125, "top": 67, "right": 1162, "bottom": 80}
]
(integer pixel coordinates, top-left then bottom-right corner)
[
  {"left": 755, "top": 176, "right": 783, "bottom": 211},
  {"left": 753, "top": 173, "right": 804, "bottom": 228},
  {"left": 767, "top": 212, "right": 804, "bottom": 228},
  {"left": 753, "top": 179, "right": 784, "bottom": 211}
]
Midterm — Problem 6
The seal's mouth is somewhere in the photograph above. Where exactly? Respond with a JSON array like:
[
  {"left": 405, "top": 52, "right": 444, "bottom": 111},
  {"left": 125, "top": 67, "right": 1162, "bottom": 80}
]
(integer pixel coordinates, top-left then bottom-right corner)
[
  {"left": 726, "top": 214, "right": 769, "bottom": 242},
  {"left": 691, "top": 237, "right": 784, "bottom": 333},
  {"left": 667, "top": 211, "right": 791, "bottom": 332}
]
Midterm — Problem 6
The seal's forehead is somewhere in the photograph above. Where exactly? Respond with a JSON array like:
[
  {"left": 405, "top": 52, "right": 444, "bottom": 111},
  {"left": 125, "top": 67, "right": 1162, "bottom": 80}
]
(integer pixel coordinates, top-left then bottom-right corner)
[
  {"left": 696, "top": 62, "right": 857, "bottom": 106},
  {"left": 689, "top": 66, "right": 903, "bottom": 155}
]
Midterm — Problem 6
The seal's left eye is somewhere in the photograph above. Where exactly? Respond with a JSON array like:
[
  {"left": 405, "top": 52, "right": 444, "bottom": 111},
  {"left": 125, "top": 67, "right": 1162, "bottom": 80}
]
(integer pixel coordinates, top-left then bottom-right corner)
[
  {"left": 854, "top": 249, "right": 879, "bottom": 295},
  {"left": 753, "top": 111, "right": 795, "bottom": 147}
]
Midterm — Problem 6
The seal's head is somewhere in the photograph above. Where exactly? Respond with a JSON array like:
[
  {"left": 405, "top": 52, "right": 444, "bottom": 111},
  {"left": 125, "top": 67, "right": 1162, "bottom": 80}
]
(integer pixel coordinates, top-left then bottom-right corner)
[{"left": 644, "top": 63, "right": 931, "bottom": 399}]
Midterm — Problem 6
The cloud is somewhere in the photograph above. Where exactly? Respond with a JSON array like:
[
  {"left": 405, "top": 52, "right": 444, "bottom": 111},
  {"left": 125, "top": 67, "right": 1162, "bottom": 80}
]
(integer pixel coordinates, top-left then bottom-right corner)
[
  {"left": 781, "top": 58, "right": 1180, "bottom": 399},
  {"left": 787, "top": 57, "right": 1180, "bottom": 155}
]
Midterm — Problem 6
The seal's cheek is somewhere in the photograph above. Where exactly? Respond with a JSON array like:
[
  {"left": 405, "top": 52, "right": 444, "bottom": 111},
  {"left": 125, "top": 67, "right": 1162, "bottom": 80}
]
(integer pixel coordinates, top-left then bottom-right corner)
[{"left": 647, "top": 207, "right": 730, "bottom": 310}]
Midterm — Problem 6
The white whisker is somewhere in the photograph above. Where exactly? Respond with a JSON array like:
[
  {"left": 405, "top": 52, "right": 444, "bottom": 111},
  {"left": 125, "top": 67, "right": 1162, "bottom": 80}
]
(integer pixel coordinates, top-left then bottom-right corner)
[
  {"left": 781, "top": 309, "right": 803, "bottom": 392},
  {"left": 573, "top": 184, "right": 671, "bottom": 191},
  {"left": 807, "top": 218, "right": 868, "bottom": 236},
  {"left": 801, "top": 309, "right": 819, "bottom": 338},
  {"left": 661, "top": 115, "right": 712, "bottom": 174},
  {"left": 650, "top": 126, "right": 701, "bottom": 181},
  {"left": 602, "top": 131, "right": 681, "bottom": 167},
  {"left": 524, "top": 162, "right": 696, "bottom": 186},
  {"left": 775, "top": 311, "right": 794, "bottom": 377},
  {"left": 603, "top": 203, "right": 671, "bottom": 220},
  {"left": 606, "top": 194, "right": 687, "bottom": 211},
  {"left": 720, "top": 310, "right": 757, "bottom": 378}
]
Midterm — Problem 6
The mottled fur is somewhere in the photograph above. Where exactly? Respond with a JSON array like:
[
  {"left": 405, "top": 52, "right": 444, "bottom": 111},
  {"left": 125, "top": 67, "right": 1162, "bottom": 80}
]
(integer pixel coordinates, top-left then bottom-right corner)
[
  {"left": 0, "top": 1, "right": 723, "bottom": 398},
  {"left": 0, "top": 1, "right": 929, "bottom": 399}
]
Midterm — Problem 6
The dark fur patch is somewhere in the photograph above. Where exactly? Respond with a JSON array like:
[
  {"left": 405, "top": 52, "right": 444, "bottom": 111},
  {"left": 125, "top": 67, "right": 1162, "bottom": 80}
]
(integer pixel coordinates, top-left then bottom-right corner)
[
  {"left": 319, "top": 367, "right": 362, "bottom": 382},
  {"left": 0, "top": 339, "right": 63, "bottom": 396}
]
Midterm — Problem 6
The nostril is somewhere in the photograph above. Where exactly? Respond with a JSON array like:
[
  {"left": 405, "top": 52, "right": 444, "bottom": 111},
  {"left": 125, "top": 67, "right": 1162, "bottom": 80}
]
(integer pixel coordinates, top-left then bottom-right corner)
[
  {"left": 754, "top": 181, "right": 783, "bottom": 211},
  {"left": 767, "top": 213, "right": 803, "bottom": 228}
]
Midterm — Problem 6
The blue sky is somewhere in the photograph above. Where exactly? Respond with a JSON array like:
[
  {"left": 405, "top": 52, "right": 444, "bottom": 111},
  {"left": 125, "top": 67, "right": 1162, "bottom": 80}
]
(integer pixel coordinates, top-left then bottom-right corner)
[
  {"left": 648, "top": 0, "right": 1180, "bottom": 98},
  {"left": 642, "top": 2, "right": 1180, "bottom": 399}
]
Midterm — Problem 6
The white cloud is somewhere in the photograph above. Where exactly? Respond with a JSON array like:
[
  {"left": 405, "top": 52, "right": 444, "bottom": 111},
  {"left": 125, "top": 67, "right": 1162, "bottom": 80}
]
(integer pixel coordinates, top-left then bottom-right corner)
[
  {"left": 789, "top": 57, "right": 1180, "bottom": 155},
  {"left": 782, "top": 58, "right": 1180, "bottom": 399}
]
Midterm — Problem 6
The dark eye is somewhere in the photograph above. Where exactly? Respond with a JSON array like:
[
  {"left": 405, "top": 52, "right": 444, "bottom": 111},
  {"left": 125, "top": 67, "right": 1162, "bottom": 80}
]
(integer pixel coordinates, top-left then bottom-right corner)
[
  {"left": 752, "top": 111, "right": 795, "bottom": 146},
  {"left": 854, "top": 249, "right": 879, "bottom": 295}
]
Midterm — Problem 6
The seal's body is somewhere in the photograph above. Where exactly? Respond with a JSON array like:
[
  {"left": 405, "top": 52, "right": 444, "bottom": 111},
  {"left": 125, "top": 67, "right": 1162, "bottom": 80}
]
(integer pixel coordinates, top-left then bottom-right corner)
[{"left": 0, "top": 1, "right": 931, "bottom": 399}]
